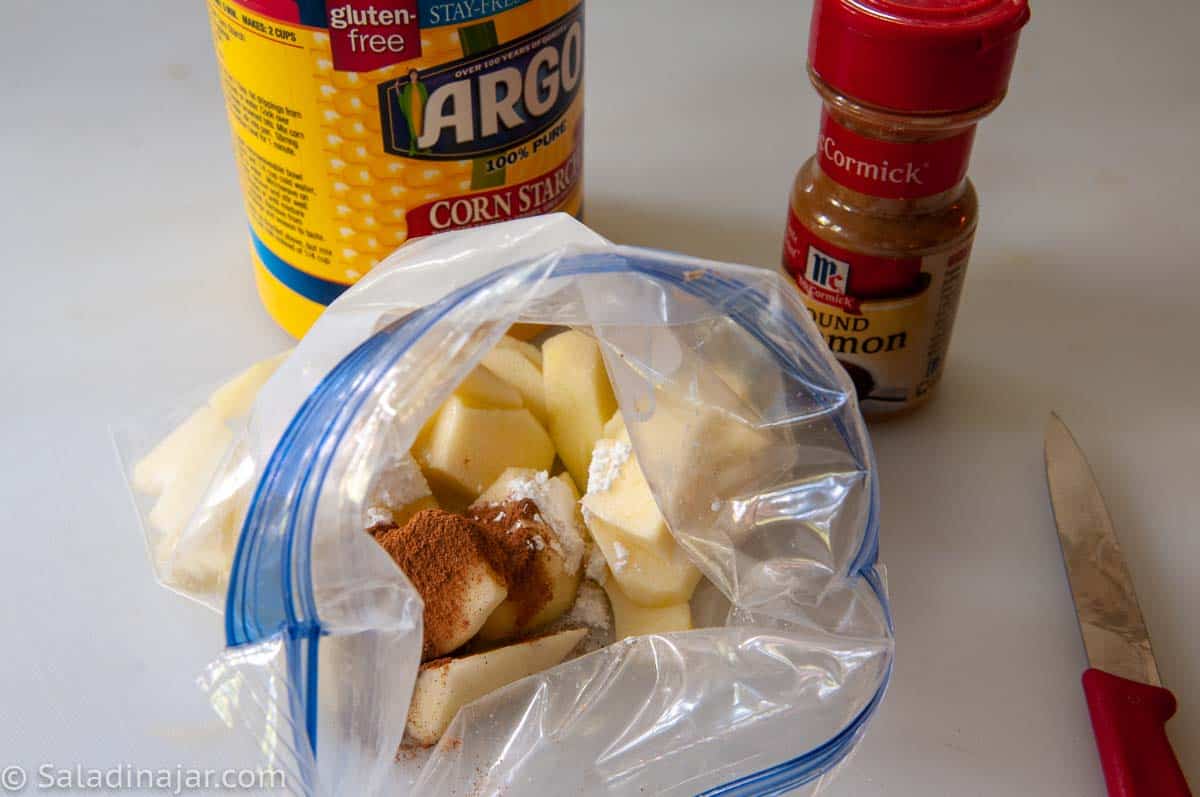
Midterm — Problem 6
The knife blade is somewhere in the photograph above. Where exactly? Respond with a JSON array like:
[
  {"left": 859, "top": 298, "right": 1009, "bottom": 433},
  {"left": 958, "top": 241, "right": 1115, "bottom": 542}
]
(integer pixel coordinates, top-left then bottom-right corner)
[{"left": 1044, "top": 412, "right": 1191, "bottom": 797}]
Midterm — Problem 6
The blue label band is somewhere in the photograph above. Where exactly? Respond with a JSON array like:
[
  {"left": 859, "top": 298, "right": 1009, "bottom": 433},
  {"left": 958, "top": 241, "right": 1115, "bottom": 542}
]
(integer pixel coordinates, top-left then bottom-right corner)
[{"left": 251, "top": 228, "right": 351, "bottom": 307}]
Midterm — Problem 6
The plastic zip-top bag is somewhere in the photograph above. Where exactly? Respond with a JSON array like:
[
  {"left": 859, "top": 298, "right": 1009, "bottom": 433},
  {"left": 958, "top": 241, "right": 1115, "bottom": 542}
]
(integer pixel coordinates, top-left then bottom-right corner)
[{"left": 119, "top": 215, "right": 893, "bottom": 796}]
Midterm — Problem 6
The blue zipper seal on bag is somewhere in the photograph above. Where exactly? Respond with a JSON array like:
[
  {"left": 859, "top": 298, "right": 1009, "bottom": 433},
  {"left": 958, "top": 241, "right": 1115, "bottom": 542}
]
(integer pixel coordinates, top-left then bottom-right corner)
[{"left": 226, "top": 250, "right": 892, "bottom": 794}]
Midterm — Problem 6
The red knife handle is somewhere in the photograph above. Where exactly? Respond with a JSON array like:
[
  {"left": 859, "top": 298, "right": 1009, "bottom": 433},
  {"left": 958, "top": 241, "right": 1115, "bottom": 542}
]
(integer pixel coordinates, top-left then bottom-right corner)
[{"left": 1083, "top": 668, "right": 1191, "bottom": 796}]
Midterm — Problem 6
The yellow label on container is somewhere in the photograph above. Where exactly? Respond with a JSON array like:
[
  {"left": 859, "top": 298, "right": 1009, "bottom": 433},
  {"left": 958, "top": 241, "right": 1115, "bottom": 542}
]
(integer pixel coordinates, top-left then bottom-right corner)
[
  {"left": 207, "top": 0, "right": 584, "bottom": 335},
  {"left": 783, "top": 205, "right": 973, "bottom": 415}
]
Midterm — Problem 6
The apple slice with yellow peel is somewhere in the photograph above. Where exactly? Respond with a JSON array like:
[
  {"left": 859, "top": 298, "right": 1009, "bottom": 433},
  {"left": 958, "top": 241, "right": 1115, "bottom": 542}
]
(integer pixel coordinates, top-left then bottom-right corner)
[
  {"left": 482, "top": 346, "right": 548, "bottom": 425},
  {"left": 207, "top": 349, "right": 291, "bottom": 419},
  {"left": 542, "top": 330, "right": 618, "bottom": 490},
  {"left": 451, "top": 364, "right": 523, "bottom": 410},
  {"left": 406, "top": 627, "right": 586, "bottom": 746},
  {"left": 602, "top": 575, "right": 691, "bottom": 640},
  {"left": 415, "top": 396, "right": 555, "bottom": 502}
]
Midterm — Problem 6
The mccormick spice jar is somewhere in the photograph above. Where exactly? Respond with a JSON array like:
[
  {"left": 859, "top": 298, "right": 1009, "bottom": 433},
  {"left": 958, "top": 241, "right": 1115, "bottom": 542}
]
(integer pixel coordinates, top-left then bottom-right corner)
[
  {"left": 782, "top": 0, "right": 1030, "bottom": 417},
  {"left": 208, "top": 0, "right": 584, "bottom": 337}
]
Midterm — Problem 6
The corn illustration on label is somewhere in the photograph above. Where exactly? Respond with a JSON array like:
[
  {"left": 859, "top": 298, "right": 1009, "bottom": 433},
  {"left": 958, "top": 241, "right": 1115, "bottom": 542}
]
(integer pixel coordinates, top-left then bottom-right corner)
[{"left": 207, "top": 0, "right": 585, "bottom": 337}]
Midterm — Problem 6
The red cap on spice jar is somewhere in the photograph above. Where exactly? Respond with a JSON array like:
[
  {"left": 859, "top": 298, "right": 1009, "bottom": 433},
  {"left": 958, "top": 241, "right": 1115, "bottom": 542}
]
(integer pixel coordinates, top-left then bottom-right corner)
[{"left": 809, "top": 0, "right": 1031, "bottom": 114}]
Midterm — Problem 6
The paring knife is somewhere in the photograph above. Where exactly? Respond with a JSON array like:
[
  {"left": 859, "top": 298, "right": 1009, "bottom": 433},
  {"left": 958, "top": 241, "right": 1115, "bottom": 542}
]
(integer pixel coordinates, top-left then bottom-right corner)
[{"left": 1044, "top": 413, "right": 1191, "bottom": 796}]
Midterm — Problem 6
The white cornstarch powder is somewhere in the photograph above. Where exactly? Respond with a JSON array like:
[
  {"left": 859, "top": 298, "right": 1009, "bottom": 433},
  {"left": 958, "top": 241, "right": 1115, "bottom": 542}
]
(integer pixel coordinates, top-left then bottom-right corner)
[
  {"left": 364, "top": 506, "right": 393, "bottom": 528},
  {"left": 611, "top": 540, "right": 630, "bottom": 572},
  {"left": 370, "top": 454, "right": 432, "bottom": 509},
  {"left": 584, "top": 543, "right": 609, "bottom": 584},
  {"left": 568, "top": 581, "right": 612, "bottom": 630},
  {"left": 543, "top": 581, "right": 614, "bottom": 656},
  {"left": 587, "top": 439, "right": 631, "bottom": 494},
  {"left": 506, "top": 469, "right": 551, "bottom": 503},
  {"left": 484, "top": 470, "right": 585, "bottom": 575},
  {"left": 364, "top": 454, "right": 432, "bottom": 528}
]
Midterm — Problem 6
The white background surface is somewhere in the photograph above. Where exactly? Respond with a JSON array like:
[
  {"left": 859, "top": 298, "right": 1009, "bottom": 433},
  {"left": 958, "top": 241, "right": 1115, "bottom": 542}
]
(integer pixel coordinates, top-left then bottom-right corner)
[{"left": 2, "top": 1, "right": 1197, "bottom": 794}]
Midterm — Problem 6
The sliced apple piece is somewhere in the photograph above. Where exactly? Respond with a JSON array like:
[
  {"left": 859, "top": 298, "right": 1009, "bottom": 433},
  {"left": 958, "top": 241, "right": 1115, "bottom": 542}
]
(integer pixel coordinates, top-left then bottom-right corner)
[
  {"left": 476, "top": 547, "right": 582, "bottom": 642},
  {"left": 603, "top": 575, "right": 692, "bottom": 640},
  {"left": 542, "top": 330, "right": 618, "bottom": 490},
  {"left": 584, "top": 512, "right": 701, "bottom": 608},
  {"left": 161, "top": 481, "right": 249, "bottom": 592},
  {"left": 495, "top": 334, "right": 543, "bottom": 368},
  {"left": 406, "top": 627, "right": 586, "bottom": 746},
  {"left": 132, "top": 406, "right": 229, "bottom": 495},
  {"left": 482, "top": 346, "right": 548, "bottom": 425},
  {"left": 581, "top": 435, "right": 701, "bottom": 607},
  {"left": 602, "top": 410, "right": 626, "bottom": 440},
  {"left": 207, "top": 349, "right": 291, "bottom": 419},
  {"left": 373, "top": 510, "right": 510, "bottom": 659},
  {"left": 582, "top": 438, "right": 674, "bottom": 560},
  {"left": 468, "top": 496, "right": 584, "bottom": 642},
  {"left": 475, "top": 535, "right": 583, "bottom": 643},
  {"left": 451, "top": 364, "right": 523, "bottom": 410},
  {"left": 387, "top": 495, "right": 439, "bottom": 529},
  {"left": 476, "top": 467, "right": 537, "bottom": 505},
  {"left": 474, "top": 467, "right": 585, "bottom": 574},
  {"left": 134, "top": 351, "right": 290, "bottom": 496},
  {"left": 476, "top": 468, "right": 581, "bottom": 508},
  {"left": 475, "top": 600, "right": 520, "bottom": 643},
  {"left": 436, "top": 560, "right": 508, "bottom": 656},
  {"left": 630, "top": 388, "right": 775, "bottom": 521},
  {"left": 527, "top": 553, "right": 582, "bottom": 629},
  {"left": 414, "top": 396, "right": 555, "bottom": 502},
  {"left": 506, "top": 323, "right": 549, "bottom": 344},
  {"left": 146, "top": 417, "right": 233, "bottom": 536}
]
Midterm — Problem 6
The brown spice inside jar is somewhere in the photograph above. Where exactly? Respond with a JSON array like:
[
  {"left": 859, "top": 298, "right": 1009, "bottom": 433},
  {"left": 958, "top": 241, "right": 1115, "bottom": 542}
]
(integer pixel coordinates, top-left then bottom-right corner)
[
  {"left": 467, "top": 499, "right": 554, "bottom": 628},
  {"left": 373, "top": 509, "right": 509, "bottom": 660},
  {"left": 791, "top": 72, "right": 987, "bottom": 260}
]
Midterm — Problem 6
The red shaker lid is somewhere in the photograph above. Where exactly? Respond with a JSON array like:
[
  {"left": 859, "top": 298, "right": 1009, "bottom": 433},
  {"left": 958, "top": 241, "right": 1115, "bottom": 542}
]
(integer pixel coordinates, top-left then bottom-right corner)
[{"left": 809, "top": 0, "right": 1031, "bottom": 113}]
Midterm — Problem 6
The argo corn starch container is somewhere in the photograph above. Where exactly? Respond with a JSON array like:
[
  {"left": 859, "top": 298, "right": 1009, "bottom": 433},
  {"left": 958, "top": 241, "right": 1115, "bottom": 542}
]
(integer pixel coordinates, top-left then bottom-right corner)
[{"left": 207, "top": 0, "right": 585, "bottom": 336}]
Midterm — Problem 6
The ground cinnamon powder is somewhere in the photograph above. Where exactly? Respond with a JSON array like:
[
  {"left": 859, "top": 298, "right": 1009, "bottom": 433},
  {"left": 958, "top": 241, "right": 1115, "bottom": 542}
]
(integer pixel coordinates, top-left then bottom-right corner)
[
  {"left": 372, "top": 501, "right": 558, "bottom": 659},
  {"left": 373, "top": 509, "right": 508, "bottom": 660},
  {"left": 467, "top": 499, "right": 554, "bottom": 628}
]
